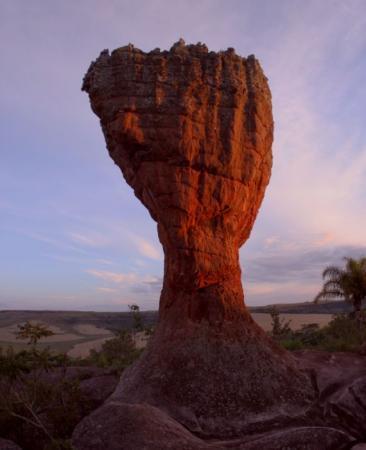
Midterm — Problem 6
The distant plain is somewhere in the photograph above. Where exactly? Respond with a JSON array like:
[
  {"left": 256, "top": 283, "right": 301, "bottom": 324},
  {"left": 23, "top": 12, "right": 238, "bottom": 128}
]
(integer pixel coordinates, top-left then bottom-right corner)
[{"left": 0, "top": 305, "right": 344, "bottom": 357}]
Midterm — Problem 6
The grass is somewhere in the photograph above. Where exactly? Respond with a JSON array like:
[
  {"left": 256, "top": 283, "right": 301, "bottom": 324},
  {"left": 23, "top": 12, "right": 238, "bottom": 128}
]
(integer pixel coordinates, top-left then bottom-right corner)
[
  {"left": 271, "top": 312, "right": 366, "bottom": 352},
  {"left": 252, "top": 313, "right": 332, "bottom": 331}
]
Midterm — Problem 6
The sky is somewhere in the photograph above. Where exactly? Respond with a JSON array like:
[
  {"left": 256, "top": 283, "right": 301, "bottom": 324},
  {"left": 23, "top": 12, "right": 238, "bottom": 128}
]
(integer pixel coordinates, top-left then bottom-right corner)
[{"left": 1, "top": 0, "right": 365, "bottom": 311}]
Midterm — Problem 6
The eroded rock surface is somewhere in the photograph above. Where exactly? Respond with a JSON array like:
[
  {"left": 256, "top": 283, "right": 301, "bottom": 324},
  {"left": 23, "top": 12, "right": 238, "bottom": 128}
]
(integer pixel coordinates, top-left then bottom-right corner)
[
  {"left": 72, "top": 352, "right": 366, "bottom": 450},
  {"left": 295, "top": 351, "right": 366, "bottom": 443},
  {"left": 74, "top": 41, "right": 346, "bottom": 448},
  {"left": 82, "top": 40, "right": 273, "bottom": 328}
]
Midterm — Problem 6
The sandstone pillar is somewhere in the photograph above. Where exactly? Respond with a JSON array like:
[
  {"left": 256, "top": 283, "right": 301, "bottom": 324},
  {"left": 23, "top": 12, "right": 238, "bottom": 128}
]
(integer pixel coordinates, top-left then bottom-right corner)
[{"left": 80, "top": 41, "right": 314, "bottom": 440}]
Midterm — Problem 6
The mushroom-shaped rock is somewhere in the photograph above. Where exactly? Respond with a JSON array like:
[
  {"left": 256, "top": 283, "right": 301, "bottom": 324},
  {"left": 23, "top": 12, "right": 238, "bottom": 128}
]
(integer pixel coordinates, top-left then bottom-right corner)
[{"left": 76, "top": 41, "right": 315, "bottom": 445}]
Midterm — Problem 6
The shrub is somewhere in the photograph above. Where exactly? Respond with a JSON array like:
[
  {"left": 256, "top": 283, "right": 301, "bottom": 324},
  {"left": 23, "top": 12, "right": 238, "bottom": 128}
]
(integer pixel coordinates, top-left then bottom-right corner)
[
  {"left": 0, "top": 346, "right": 69, "bottom": 379},
  {"left": 273, "top": 313, "right": 366, "bottom": 352},
  {"left": 0, "top": 367, "right": 83, "bottom": 449},
  {"left": 87, "top": 330, "right": 142, "bottom": 373},
  {"left": 320, "top": 313, "right": 366, "bottom": 352},
  {"left": 269, "top": 307, "right": 292, "bottom": 339},
  {"left": 0, "top": 323, "right": 142, "bottom": 449}
]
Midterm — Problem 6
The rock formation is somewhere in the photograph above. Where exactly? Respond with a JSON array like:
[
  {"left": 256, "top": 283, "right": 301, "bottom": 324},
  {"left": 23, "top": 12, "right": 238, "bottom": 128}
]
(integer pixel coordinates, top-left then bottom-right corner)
[{"left": 72, "top": 41, "right": 364, "bottom": 449}]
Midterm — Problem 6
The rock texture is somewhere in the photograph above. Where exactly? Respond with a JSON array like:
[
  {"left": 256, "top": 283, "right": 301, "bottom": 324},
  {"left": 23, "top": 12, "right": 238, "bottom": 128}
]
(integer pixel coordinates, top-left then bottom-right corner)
[
  {"left": 76, "top": 41, "right": 331, "bottom": 447},
  {"left": 295, "top": 351, "right": 366, "bottom": 442},
  {"left": 71, "top": 352, "right": 366, "bottom": 450},
  {"left": 71, "top": 402, "right": 354, "bottom": 450},
  {"left": 82, "top": 39, "right": 273, "bottom": 330}
]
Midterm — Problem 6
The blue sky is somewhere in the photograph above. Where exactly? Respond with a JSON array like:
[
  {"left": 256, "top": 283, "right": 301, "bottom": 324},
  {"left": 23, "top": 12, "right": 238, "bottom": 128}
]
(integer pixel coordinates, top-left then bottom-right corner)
[{"left": 1, "top": 0, "right": 365, "bottom": 311}]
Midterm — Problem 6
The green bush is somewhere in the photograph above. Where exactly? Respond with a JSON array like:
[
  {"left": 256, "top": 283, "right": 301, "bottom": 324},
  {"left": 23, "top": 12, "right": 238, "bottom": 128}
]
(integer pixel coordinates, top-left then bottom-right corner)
[
  {"left": 279, "top": 338, "right": 305, "bottom": 351},
  {"left": 87, "top": 330, "right": 142, "bottom": 373},
  {"left": 277, "top": 324, "right": 323, "bottom": 350},
  {"left": 0, "top": 325, "right": 143, "bottom": 449},
  {"left": 273, "top": 313, "right": 366, "bottom": 352},
  {"left": 0, "top": 346, "right": 69, "bottom": 379},
  {"left": 320, "top": 313, "right": 366, "bottom": 352}
]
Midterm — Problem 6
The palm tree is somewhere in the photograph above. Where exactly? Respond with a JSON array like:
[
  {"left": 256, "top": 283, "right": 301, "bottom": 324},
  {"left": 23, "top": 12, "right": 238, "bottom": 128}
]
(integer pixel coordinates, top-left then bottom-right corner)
[{"left": 314, "top": 257, "right": 366, "bottom": 320}]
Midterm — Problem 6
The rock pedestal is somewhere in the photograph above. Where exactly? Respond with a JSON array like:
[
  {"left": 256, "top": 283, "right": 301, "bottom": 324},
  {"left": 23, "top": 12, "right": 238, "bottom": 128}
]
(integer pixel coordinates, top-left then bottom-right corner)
[{"left": 74, "top": 41, "right": 318, "bottom": 448}]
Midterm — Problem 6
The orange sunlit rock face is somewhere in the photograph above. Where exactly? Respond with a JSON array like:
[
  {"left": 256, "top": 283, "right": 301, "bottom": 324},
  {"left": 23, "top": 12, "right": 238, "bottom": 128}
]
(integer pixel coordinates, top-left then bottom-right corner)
[
  {"left": 83, "top": 40, "right": 273, "bottom": 326},
  {"left": 79, "top": 41, "right": 314, "bottom": 443}
]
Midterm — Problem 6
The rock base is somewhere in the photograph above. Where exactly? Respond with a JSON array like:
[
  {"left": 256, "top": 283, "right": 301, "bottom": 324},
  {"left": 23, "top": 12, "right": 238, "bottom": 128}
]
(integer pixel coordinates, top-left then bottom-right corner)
[{"left": 72, "top": 351, "right": 366, "bottom": 450}]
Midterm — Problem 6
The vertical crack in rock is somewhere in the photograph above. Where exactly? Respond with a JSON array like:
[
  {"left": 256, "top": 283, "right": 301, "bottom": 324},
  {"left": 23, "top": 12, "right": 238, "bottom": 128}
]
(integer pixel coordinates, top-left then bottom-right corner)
[{"left": 78, "top": 41, "right": 316, "bottom": 444}]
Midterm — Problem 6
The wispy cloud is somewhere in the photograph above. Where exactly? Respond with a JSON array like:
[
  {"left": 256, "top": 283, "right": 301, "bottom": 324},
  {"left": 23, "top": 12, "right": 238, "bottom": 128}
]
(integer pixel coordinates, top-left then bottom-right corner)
[
  {"left": 86, "top": 269, "right": 162, "bottom": 298},
  {"left": 235, "top": 0, "right": 366, "bottom": 306},
  {"left": 47, "top": 294, "right": 79, "bottom": 301},
  {"left": 94, "top": 259, "right": 113, "bottom": 265},
  {"left": 132, "top": 236, "right": 162, "bottom": 260},
  {"left": 19, "top": 231, "right": 88, "bottom": 254},
  {"left": 67, "top": 221, "right": 163, "bottom": 261},
  {"left": 260, "top": 2, "right": 366, "bottom": 249},
  {"left": 45, "top": 254, "right": 113, "bottom": 266},
  {"left": 69, "top": 231, "right": 109, "bottom": 248},
  {"left": 96, "top": 287, "right": 117, "bottom": 293},
  {"left": 245, "top": 280, "right": 321, "bottom": 305},
  {"left": 86, "top": 270, "right": 137, "bottom": 284},
  {"left": 86, "top": 269, "right": 162, "bottom": 288},
  {"left": 242, "top": 239, "right": 366, "bottom": 304},
  {"left": 130, "top": 276, "right": 162, "bottom": 294}
]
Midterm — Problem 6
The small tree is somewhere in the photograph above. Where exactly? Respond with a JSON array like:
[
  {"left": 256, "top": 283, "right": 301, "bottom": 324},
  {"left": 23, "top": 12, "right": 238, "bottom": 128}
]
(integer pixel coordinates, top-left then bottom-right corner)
[
  {"left": 16, "top": 321, "right": 54, "bottom": 347},
  {"left": 269, "top": 307, "right": 292, "bottom": 338},
  {"left": 128, "top": 304, "right": 143, "bottom": 332}
]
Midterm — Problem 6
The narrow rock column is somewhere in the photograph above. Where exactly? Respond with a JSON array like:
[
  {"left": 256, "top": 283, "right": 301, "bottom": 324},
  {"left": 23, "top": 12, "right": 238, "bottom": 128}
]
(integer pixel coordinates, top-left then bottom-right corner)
[{"left": 81, "top": 41, "right": 314, "bottom": 438}]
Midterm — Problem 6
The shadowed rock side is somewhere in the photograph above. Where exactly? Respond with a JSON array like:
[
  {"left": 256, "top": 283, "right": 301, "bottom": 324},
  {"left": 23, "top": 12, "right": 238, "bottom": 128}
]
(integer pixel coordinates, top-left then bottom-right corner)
[{"left": 73, "top": 41, "right": 332, "bottom": 448}]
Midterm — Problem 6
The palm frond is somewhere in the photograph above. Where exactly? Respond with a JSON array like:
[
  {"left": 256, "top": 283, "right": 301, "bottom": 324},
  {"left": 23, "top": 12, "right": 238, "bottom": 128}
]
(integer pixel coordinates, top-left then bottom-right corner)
[
  {"left": 316, "top": 256, "right": 366, "bottom": 309},
  {"left": 323, "top": 280, "right": 341, "bottom": 291},
  {"left": 314, "top": 289, "right": 344, "bottom": 303},
  {"left": 322, "top": 266, "right": 343, "bottom": 280}
]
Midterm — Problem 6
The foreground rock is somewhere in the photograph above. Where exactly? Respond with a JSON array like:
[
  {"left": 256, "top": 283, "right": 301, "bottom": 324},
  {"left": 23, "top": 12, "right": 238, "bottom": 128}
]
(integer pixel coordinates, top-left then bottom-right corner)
[
  {"left": 72, "top": 403, "right": 353, "bottom": 450},
  {"left": 295, "top": 351, "right": 366, "bottom": 442},
  {"left": 75, "top": 41, "right": 365, "bottom": 448},
  {"left": 0, "top": 355, "right": 362, "bottom": 450},
  {"left": 73, "top": 351, "right": 366, "bottom": 449}
]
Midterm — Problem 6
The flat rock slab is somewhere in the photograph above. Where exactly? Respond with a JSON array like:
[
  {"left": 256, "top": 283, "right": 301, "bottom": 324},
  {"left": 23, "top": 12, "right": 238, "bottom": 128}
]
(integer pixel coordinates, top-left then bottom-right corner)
[
  {"left": 72, "top": 402, "right": 354, "bottom": 450},
  {"left": 294, "top": 350, "right": 366, "bottom": 392},
  {"left": 236, "top": 427, "right": 353, "bottom": 450},
  {"left": 72, "top": 402, "right": 208, "bottom": 450},
  {"left": 294, "top": 350, "right": 366, "bottom": 440}
]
